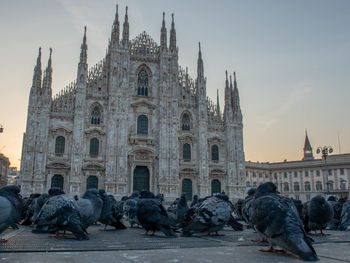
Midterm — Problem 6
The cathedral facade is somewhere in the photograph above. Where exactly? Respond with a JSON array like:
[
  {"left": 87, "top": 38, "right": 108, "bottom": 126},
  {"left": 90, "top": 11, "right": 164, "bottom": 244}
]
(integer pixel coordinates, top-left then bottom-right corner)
[{"left": 20, "top": 6, "right": 246, "bottom": 200}]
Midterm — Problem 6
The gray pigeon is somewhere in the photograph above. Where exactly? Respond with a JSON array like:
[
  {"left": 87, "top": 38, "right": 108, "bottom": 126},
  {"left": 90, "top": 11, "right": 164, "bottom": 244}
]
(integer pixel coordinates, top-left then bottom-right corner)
[
  {"left": 75, "top": 189, "right": 103, "bottom": 230},
  {"left": 182, "top": 195, "right": 231, "bottom": 237},
  {"left": 176, "top": 193, "right": 189, "bottom": 228},
  {"left": 251, "top": 182, "right": 318, "bottom": 261},
  {"left": 33, "top": 194, "right": 88, "bottom": 240},
  {"left": 21, "top": 193, "right": 41, "bottom": 225},
  {"left": 0, "top": 185, "right": 23, "bottom": 242},
  {"left": 340, "top": 200, "right": 350, "bottom": 231},
  {"left": 124, "top": 192, "right": 140, "bottom": 228}
]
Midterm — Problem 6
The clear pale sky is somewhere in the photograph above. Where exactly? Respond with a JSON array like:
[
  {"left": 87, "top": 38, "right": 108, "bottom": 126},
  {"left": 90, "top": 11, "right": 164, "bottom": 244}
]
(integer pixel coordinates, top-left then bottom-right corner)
[{"left": 0, "top": 0, "right": 349, "bottom": 168}]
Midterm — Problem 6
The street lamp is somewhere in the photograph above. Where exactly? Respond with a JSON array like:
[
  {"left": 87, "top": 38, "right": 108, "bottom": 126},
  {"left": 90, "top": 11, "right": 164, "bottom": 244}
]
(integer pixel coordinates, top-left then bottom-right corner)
[
  {"left": 316, "top": 146, "right": 333, "bottom": 195},
  {"left": 0, "top": 125, "right": 3, "bottom": 133}
]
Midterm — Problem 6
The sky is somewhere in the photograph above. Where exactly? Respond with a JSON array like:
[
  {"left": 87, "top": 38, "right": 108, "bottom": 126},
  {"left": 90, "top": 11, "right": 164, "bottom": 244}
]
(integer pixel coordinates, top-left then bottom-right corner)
[{"left": 0, "top": 0, "right": 349, "bottom": 168}]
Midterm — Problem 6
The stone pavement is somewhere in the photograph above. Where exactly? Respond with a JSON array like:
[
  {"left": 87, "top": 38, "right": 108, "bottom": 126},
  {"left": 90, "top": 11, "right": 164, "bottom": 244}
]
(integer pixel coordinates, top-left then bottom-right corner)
[{"left": 0, "top": 226, "right": 350, "bottom": 262}]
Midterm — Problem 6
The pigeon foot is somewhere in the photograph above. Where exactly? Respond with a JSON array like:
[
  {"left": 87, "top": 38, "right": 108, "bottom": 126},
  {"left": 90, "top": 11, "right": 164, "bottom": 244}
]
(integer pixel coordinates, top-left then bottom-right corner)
[
  {"left": 251, "top": 238, "right": 267, "bottom": 243},
  {"left": 260, "top": 245, "right": 286, "bottom": 253}
]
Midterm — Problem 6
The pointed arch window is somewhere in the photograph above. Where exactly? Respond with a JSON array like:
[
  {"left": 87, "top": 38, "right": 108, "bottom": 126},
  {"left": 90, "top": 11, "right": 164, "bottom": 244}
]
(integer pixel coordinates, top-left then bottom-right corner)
[
  {"left": 91, "top": 106, "right": 102, "bottom": 125},
  {"left": 211, "top": 145, "right": 219, "bottom": 161},
  {"left": 181, "top": 113, "right": 191, "bottom": 131},
  {"left": 55, "top": 136, "right": 65, "bottom": 154},
  {"left": 137, "top": 115, "right": 148, "bottom": 134},
  {"left": 89, "top": 138, "right": 99, "bottom": 157},
  {"left": 183, "top": 143, "right": 191, "bottom": 161},
  {"left": 137, "top": 69, "right": 149, "bottom": 96}
]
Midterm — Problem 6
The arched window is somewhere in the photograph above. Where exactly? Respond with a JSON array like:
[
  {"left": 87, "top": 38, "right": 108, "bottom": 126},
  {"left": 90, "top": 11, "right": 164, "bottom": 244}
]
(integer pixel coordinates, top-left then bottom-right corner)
[
  {"left": 316, "top": 181, "right": 323, "bottom": 191},
  {"left": 211, "top": 145, "right": 219, "bottom": 161},
  {"left": 181, "top": 113, "right": 191, "bottom": 131},
  {"left": 90, "top": 138, "right": 99, "bottom": 157},
  {"left": 51, "top": 174, "right": 64, "bottom": 189},
  {"left": 137, "top": 69, "right": 149, "bottom": 96},
  {"left": 294, "top": 182, "right": 300, "bottom": 192},
  {"left": 86, "top": 176, "right": 98, "bottom": 190},
  {"left": 211, "top": 179, "right": 221, "bottom": 195},
  {"left": 283, "top": 182, "right": 289, "bottom": 192},
  {"left": 304, "top": 182, "right": 311, "bottom": 191},
  {"left": 340, "top": 180, "right": 347, "bottom": 190},
  {"left": 328, "top": 180, "right": 334, "bottom": 191},
  {"left": 137, "top": 115, "right": 148, "bottom": 134},
  {"left": 91, "top": 106, "right": 101, "bottom": 125},
  {"left": 55, "top": 136, "right": 65, "bottom": 154},
  {"left": 183, "top": 143, "right": 191, "bottom": 161}
]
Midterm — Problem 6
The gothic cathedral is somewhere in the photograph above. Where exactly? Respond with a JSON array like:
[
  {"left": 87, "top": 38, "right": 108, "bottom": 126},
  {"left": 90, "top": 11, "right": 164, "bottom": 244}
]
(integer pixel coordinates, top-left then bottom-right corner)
[{"left": 20, "top": 6, "right": 246, "bottom": 200}]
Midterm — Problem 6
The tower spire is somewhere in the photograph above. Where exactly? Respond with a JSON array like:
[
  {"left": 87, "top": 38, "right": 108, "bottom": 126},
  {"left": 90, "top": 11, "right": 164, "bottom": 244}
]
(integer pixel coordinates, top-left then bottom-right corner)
[
  {"left": 122, "top": 6, "right": 129, "bottom": 46},
  {"left": 32, "top": 47, "right": 42, "bottom": 90},
  {"left": 80, "top": 26, "right": 87, "bottom": 65},
  {"left": 160, "top": 12, "right": 167, "bottom": 51},
  {"left": 232, "top": 71, "right": 240, "bottom": 109},
  {"left": 224, "top": 70, "right": 232, "bottom": 114},
  {"left": 303, "top": 130, "right": 314, "bottom": 160},
  {"left": 42, "top": 48, "right": 53, "bottom": 99},
  {"left": 111, "top": 4, "right": 120, "bottom": 46},
  {"left": 217, "top": 89, "right": 221, "bottom": 117},
  {"left": 197, "top": 42, "right": 204, "bottom": 79},
  {"left": 169, "top": 13, "right": 176, "bottom": 52}
]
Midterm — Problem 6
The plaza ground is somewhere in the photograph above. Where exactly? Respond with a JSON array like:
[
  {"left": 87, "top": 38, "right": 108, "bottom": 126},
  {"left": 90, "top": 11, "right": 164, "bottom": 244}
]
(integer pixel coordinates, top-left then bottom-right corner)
[{"left": 0, "top": 225, "right": 350, "bottom": 262}]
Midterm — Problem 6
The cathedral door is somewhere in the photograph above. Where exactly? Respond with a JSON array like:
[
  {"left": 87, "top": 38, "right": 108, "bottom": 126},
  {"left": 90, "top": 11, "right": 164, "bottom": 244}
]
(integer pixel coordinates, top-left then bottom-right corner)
[
  {"left": 182, "top": 179, "right": 192, "bottom": 201},
  {"left": 86, "top": 176, "right": 98, "bottom": 190},
  {"left": 211, "top": 179, "right": 221, "bottom": 195},
  {"left": 133, "top": 166, "right": 150, "bottom": 192},
  {"left": 51, "top": 174, "right": 64, "bottom": 189}
]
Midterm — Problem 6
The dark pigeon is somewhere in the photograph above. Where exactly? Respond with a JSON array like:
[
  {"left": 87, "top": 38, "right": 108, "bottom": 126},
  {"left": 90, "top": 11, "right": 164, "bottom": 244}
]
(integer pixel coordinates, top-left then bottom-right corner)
[
  {"left": 75, "top": 189, "right": 103, "bottom": 230},
  {"left": 21, "top": 193, "right": 41, "bottom": 225},
  {"left": 31, "top": 193, "right": 49, "bottom": 224},
  {"left": 233, "top": 199, "right": 244, "bottom": 221},
  {"left": 182, "top": 195, "right": 232, "bottom": 237},
  {"left": 33, "top": 194, "right": 88, "bottom": 240},
  {"left": 124, "top": 192, "right": 140, "bottom": 228},
  {"left": 292, "top": 199, "right": 303, "bottom": 220},
  {"left": 0, "top": 186, "right": 23, "bottom": 242},
  {"left": 136, "top": 190, "right": 176, "bottom": 237},
  {"left": 190, "top": 195, "right": 198, "bottom": 208},
  {"left": 328, "top": 197, "right": 345, "bottom": 230},
  {"left": 304, "top": 195, "right": 333, "bottom": 235},
  {"left": 251, "top": 182, "right": 318, "bottom": 261},
  {"left": 98, "top": 190, "right": 127, "bottom": 230},
  {"left": 340, "top": 200, "right": 350, "bottom": 231},
  {"left": 176, "top": 193, "right": 189, "bottom": 228}
]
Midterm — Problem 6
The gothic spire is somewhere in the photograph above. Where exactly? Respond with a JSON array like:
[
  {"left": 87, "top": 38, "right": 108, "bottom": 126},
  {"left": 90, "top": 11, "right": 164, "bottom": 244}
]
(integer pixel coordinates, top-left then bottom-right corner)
[
  {"left": 42, "top": 48, "right": 53, "bottom": 97},
  {"left": 169, "top": 13, "right": 176, "bottom": 52},
  {"left": 224, "top": 70, "right": 232, "bottom": 112},
  {"left": 303, "top": 130, "right": 314, "bottom": 160},
  {"left": 32, "top": 47, "right": 42, "bottom": 90},
  {"left": 232, "top": 72, "right": 240, "bottom": 109},
  {"left": 217, "top": 89, "right": 221, "bottom": 117},
  {"left": 160, "top": 12, "right": 167, "bottom": 51},
  {"left": 80, "top": 26, "right": 87, "bottom": 65},
  {"left": 122, "top": 6, "right": 129, "bottom": 46},
  {"left": 197, "top": 42, "right": 204, "bottom": 80},
  {"left": 111, "top": 4, "right": 120, "bottom": 46}
]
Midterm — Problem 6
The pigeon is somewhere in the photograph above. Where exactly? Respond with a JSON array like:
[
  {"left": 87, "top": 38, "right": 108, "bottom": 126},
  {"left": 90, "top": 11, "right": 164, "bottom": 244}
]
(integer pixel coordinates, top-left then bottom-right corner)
[
  {"left": 340, "top": 200, "right": 350, "bottom": 231},
  {"left": 33, "top": 194, "right": 88, "bottom": 240},
  {"left": 98, "top": 190, "right": 127, "bottom": 230},
  {"left": 124, "top": 191, "right": 140, "bottom": 228},
  {"left": 292, "top": 199, "right": 303, "bottom": 220},
  {"left": 233, "top": 199, "right": 244, "bottom": 221},
  {"left": 328, "top": 197, "right": 344, "bottom": 230},
  {"left": 31, "top": 193, "right": 49, "bottom": 224},
  {"left": 75, "top": 189, "right": 103, "bottom": 230},
  {"left": 136, "top": 190, "right": 176, "bottom": 237},
  {"left": 303, "top": 195, "right": 333, "bottom": 236},
  {"left": 251, "top": 182, "right": 318, "bottom": 261},
  {"left": 176, "top": 193, "right": 189, "bottom": 228},
  {"left": 181, "top": 195, "right": 232, "bottom": 237},
  {"left": 191, "top": 195, "right": 198, "bottom": 208},
  {"left": 21, "top": 193, "right": 41, "bottom": 225},
  {"left": 0, "top": 186, "right": 23, "bottom": 242}
]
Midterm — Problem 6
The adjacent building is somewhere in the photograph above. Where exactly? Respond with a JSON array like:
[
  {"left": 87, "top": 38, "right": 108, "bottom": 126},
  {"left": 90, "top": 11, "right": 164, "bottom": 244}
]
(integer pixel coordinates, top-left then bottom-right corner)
[
  {"left": 245, "top": 133, "right": 350, "bottom": 202},
  {"left": 7, "top": 167, "right": 19, "bottom": 185},
  {"left": 0, "top": 153, "right": 10, "bottom": 188},
  {"left": 20, "top": 6, "right": 246, "bottom": 200}
]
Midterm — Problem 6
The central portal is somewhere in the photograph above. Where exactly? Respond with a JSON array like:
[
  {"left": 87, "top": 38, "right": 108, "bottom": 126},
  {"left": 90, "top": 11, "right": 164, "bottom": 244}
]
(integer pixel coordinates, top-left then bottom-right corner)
[{"left": 133, "top": 166, "right": 150, "bottom": 192}]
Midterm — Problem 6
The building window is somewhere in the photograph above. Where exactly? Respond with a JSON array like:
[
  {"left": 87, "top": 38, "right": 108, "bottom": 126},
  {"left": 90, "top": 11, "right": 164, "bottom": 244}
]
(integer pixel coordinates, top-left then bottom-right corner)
[
  {"left": 55, "top": 136, "right": 65, "bottom": 154},
  {"left": 340, "top": 180, "right": 347, "bottom": 190},
  {"left": 328, "top": 169, "right": 332, "bottom": 176},
  {"left": 89, "top": 138, "right": 99, "bottom": 157},
  {"left": 91, "top": 106, "right": 101, "bottom": 125},
  {"left": 51, "top": 174, "right": 64, "bottom": 189},
  {"left": 211, "top": 145, "right": 219, "bottom": 161},
  {"left": 137, "top": 69, "right": 149, "bottom": 96},
  {"left": 306, "top": 194, "right": 311, "bottom": 201},
  {"left": 181, "top": 113, "right": 191, "bottom": 131},
  {"left": 316, "top": 170, "right": 320, "bottom": 176},
  {"left": 283, "top": 182, "right": 289, "bottom": 192},
  {"left": 294, "top": 182, "right": 300, "bottom": 192},
  {"left": 295, "top": 195, "right": 299, "bottom": 200},
  {"left": 211, "top": 179, "right": 221, "bottom": 195},
  {"left": 86, "top": 176, "right": 98, "bottom": 189},
  {"left": 294, "top": 171, "right": 298, "bottom": 178},
  {"left": 253, "top": 172, "right": 256, "bottom": 178},
  {"left": 137, "top": 115, "right": 148, "bottom": 134},
  {"left": 259, "top": 173, "right": 262, "bottom": 178},
  {"left": 284, "top": 172, "right": 287, "bottom": 179},
  {"left": 304, "top": 182, "right": 311, "bottom": 191},
  {"left": 328, "top": 180, "right": 334, "bottom": 191},
  {"left": 340, "top": 168, "right": 345, "bottom": 175},
  {"left": 316, "top": 181, "right": 322, "bottom": 191},
  {"left": 183, "top": 143, "right": 191, "bottom": 161},
  {"left": 305, "top": 171, "right": 309, "bottom": 177}
]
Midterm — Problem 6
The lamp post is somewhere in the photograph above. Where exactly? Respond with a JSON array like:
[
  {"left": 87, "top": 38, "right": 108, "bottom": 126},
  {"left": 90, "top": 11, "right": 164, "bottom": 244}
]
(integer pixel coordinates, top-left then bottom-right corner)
[
  {"left": 316, "top": 146, "right": 333, "bottom": 195},
  {"left": 0, "top": 125, "right": 3, "bottom": 133}
]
